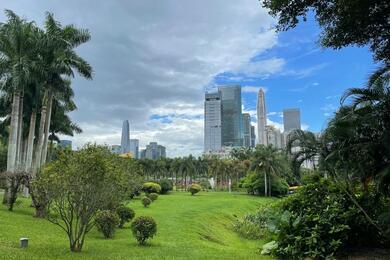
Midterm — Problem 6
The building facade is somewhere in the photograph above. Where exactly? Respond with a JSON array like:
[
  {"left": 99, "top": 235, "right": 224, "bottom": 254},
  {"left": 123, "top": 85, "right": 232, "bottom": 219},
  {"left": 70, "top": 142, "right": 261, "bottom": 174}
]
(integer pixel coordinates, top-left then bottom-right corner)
[
  {"left": 266, "top": 125, "right": 283, "bottom": 149},
  {"left": 242, "top": 113, "right": 251, "bottom": 147},
  {"left": 257, "top": 89, "right": 268, "bottom": 146},
  {"left": 204, "top": 92, "right": 222, "bottom": 153},
  {"left": 142, "top": 142, "right": 166, "bottom": 160},
  {"left": 283, "top": 108, "right": 301, "bottom": 133},
  {"left": 130, "top": 139, "right": 139, "bottom": 159},
  {"left": 250, "top": 125, "right": 256, "bottom": 147},
  {"left": 121, "top": 120, "right": 130, "bottom": 154},
  {"left": 219, "top": 85, "right": 243, "bottom": 147}
]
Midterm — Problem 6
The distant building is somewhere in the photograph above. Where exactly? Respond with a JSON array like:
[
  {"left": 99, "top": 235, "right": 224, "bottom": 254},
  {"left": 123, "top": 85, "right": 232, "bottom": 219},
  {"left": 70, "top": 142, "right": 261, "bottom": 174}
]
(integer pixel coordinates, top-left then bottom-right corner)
[
  {"left": 58, "top": 140, "right": 72, "bottom": 149},
  {"left": 242, "top": 113, "right": 251, "bottom": 147},
  {"left": 257, "top": 89, "right": 268, "bottom": 146},
  {"left": 121, "top": 120, "right": 130, "bottom": 154},
  {"left": 130, "top": 139, "right": 139, "bottom": 159},
  {"left": 204, "top": 92, "right": 222, "bottom": 153},
  {"left": 266, "top": 125, "right": 283, "bottom": 149},
  {"left": 110, "top": 145, "right": 121, "bottom": 154},
  {"left": 219, "top": 85, "right": 243, "bottom": 147},
  {"left": 141, "top": 142, "right": 166, "bottom": 160},
  {"left": 283, "top": 108, "right": 301, "bottom": 133},
  {"left": 250, "top": 125, "right": 256, "bottom": 147}
]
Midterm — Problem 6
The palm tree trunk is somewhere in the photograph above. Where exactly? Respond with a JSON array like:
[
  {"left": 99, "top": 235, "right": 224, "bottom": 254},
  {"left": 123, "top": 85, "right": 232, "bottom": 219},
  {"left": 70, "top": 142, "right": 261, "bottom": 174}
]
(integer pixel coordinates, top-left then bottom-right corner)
[
  {"left": 41, "top": 92, "right": 53, "bottom": 166},
  {"left": 268, "top": 174, "right": 271, "bottom": 197},
  {"left": 264, "top": 172, "right": 268, "bottom": 196},
  {"left": 25, "top": 111, "right": 37, "bottom": 172},
  {"left": 33, "top": 89, "right": 49, "bottom": 176},
  {"left": 16, "top": 92, "right": 24, "bottom": 171},
  {"left": 3, "top": 90, "right": 21, "bottom": 205}
]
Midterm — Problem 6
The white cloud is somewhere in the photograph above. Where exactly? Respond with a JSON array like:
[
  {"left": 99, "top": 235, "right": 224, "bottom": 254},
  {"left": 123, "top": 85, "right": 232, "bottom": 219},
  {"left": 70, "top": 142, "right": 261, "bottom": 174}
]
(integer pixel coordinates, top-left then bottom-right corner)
[{"left": 242, "top": 86, "right": 268, "bottom": 93}]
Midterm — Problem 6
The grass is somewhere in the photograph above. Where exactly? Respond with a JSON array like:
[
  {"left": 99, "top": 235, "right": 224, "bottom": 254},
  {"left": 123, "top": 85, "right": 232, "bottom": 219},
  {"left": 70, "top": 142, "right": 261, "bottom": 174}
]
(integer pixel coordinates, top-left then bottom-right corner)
[{"left": 0, "top": 192, "right": 275, "bottom": 259}]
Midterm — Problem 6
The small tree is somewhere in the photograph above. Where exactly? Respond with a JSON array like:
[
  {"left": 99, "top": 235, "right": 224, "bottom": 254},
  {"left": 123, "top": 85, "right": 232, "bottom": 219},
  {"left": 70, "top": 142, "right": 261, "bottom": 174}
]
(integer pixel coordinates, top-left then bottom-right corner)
[
  {"left": 117, "top": 206, "right": 135, "bottom": 228},
  {"left": 34, "top": 145, "right": 127, "bottom": 252},
  {"left": 95, "top": 210, "right": 120, "bottom": 239},
  {"left": 131, "top": 216, "right": 157, "bottom": 245},
  {"left": 142, "top": 197, "right": 152, "bottom": 208},
  {"left": 159, "top": 179, "right": 173, "bottom": 194},
  {"left": 188, "top": 184, "right": 201, "bottom": 195}
]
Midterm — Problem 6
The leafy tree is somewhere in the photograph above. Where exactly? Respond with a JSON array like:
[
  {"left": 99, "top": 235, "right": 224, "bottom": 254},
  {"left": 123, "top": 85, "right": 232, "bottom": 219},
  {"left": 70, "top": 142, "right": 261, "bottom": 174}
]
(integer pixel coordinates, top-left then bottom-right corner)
[
  {"left": 33, "top": 145, "right": 127, "bottom": 252},
  {"left": 131, "top": 216, "right": 157, "bottom": 245},
  {"left": 95, "top": 210, "right": 120, "bottom": 239},
  {"left": 116, "top": 206, "right": 135, "bottom": 228},
  {"left": 262, "top": 0, "right": 390, "bottom": 63}
]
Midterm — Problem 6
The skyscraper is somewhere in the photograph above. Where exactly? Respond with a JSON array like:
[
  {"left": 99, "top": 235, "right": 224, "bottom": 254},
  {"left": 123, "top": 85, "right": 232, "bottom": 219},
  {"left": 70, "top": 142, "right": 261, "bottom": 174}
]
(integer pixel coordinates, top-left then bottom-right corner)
[
  {"left": 242, "top": 113, "right": 251, "bottom": 147},
  {"left": 204, "top": 92, "right": 222, "bottom": 153},
  {"left": 266, "top": 125, "right": 283, "bottom": 149},
  {"left": 219, "top": 85, "right": 243, "bottom": 147},
  {"left": 121, "top": 120, "right": 130, "bottom": 154},
  {"left": 283, "top": 108, "right": 301, "bottom": 133},
  {"left": 130, "top": 139, "right": 139, "bottom": 159},
  {"left": 257, "top": 89, "right": 267, "bottom": 145},
  {"left": 142, "top": 142, "right": 166, "bottom": 160},
  {"left": 250, "top": 125, "right": 256, "bottom": 147}
]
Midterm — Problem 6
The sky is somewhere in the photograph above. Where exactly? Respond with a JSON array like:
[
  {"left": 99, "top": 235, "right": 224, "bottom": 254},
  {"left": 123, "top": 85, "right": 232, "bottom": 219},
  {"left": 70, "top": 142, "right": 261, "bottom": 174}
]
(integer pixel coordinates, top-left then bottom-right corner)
[{"left": 0, "top": 1, "right": 378, "bottom": 157}]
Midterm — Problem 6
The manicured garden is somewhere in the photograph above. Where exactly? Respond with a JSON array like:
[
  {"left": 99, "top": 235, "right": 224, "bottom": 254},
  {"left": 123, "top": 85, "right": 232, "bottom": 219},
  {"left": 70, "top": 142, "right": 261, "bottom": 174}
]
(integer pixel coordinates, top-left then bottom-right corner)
[{"left": 0, "top": 192, "right": 275, "bottom": 259}]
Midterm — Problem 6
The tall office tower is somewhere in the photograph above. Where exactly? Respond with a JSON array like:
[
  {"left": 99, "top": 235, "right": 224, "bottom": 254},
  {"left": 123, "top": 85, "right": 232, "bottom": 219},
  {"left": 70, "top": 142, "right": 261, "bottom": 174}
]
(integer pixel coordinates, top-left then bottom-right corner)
[
  {"left": 283, "top": 108, "right": 301, "bottom": 133},
  {"left": 144, "top": 142, "right": 166, "bottom": 160},
  {"left": 121, "top": 120, "right": 130, "bottom": 154},
  {"left": 242, "top": 113, "right": 251, "bottom": 147},
  {"left": 219, "top": 85, "right": 243, "bottom": 147},
  {"left": 204, "top": 92, "right": 222, "bottom": 153},
  {"left": 257, "top": 89, "right": 268, "bottom": 146},
  {"left": 266, "top": 125, "right": 283, "bottom": 149},
  {"left": 130, "top": 139, "right": 139, "bottom": 159},
  {"left": 250, "top": 125, "right": 256, "bottom": 147}
]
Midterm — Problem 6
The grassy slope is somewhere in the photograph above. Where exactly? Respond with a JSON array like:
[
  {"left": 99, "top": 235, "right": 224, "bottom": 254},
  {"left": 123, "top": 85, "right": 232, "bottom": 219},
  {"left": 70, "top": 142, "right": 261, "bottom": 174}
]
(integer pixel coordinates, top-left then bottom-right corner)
[{"left": 0, "top": 192, "right": 274, "bottom": 259}]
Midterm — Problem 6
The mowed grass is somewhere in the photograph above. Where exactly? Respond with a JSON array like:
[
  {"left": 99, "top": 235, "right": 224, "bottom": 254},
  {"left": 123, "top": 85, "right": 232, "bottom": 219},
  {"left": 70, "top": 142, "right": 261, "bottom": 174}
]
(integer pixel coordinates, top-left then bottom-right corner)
[{"left": 0, "top": 192, "right": 275, "bottom": 259}]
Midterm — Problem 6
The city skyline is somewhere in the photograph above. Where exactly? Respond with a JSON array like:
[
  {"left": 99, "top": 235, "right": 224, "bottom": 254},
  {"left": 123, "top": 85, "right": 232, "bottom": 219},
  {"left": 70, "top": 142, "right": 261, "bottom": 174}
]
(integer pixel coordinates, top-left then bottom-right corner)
[{"left": 3, "top": 1, "right": 376, "bottom": 157}]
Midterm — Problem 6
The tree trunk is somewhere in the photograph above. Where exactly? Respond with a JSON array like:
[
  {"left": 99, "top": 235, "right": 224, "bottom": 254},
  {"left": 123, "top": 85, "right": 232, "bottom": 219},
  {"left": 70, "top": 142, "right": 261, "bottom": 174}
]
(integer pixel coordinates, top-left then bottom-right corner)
[
  {"left": 25, "top": 111, "right": 37, "bottom": 173},
  {"left": 41, "top": 93, "right": 53, "bottom": 166},
  {"left": 33, "top": 89, "right": 49, "bottom": 176},
  {"left": 268, "top": 174, "right": 272, "bottom": 197},
  {"left": 264, "top": 172, "right": 268, "bottom": 196},
  {"left": 16, "top": 92, "right": 24, "bottom": 172}
]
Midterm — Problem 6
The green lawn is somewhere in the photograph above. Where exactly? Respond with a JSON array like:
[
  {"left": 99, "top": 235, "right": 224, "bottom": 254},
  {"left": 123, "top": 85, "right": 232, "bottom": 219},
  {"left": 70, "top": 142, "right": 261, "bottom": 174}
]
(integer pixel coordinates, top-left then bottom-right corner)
[{"left": 0, "top": 192, "right": 274, "bottom": 259}]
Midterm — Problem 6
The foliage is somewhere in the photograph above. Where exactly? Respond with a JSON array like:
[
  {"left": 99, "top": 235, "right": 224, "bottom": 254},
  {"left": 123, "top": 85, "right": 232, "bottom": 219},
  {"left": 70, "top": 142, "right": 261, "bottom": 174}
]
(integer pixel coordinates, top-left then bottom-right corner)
[
  {"left": 233, "top": 207, "right": 275, "bottom": 240},
  {"left": 33, "top": 145, "right": 128, "bottom": 252},
  {"left": 131, "top": 216, "right": 157, "bottom": 245},
  {"left": 262, "top": 0, "right": 390, "bottom": 63},
  {"left": 116, "top": 206, "right": 135, "bottom": 228},
  {"left": 241, "top": 171, "right": 288, "bottom": 197},
  {"left": 188, "top": 184, "right": 201, "bottom": 195},
  {"left": 141, "top": 197, "right": 152, "bottom": 208},
  {"left": 95, "top": 210, "right": 120, "bottom": 239},
  {"left": 142, "top": 182, "right": 161, "bottom": 194},
  {"left": 159, "top": 179, "right": 173, "bottom": 194},
  {"left": 147, "top": 193, "right": 158, "bottom": 201}
]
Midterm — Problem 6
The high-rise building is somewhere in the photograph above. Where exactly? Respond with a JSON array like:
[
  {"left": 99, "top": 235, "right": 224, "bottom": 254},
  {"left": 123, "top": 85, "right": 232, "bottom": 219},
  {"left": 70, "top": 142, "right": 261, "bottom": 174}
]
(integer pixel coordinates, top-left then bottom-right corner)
[
  {"left": 250, "top": 125, "right": 256, "bottom": 147},
  {"left": 121, "top": 120, "right": 130, "bottom": 154},
  {"left": 257, "top": 89, "right": 267, "bottom": 146},
  {"left": 219, "top": 85, "right": 243, "bottom": 147},
  {"left": 204, "top": 92, "right": 222, "bottom": 153},
  {"left": 242, "top": 113, "right": 251, "bottom": 147},
  {"left": 266, "top": 125, "right": 283, "bottom": 149},
  {"left": 283, "top": 108, "right": 301, "bottom": 133},
  {"left": 130, "top": 139, "right": 139, "bottom": 159},
  {"left": 142, "top": 142, "right": 166, "bottom": 160}
]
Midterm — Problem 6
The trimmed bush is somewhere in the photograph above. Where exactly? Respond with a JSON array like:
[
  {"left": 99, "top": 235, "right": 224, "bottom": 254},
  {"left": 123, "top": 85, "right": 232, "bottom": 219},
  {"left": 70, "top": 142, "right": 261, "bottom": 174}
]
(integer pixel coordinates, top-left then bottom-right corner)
[
  {"left": 147, "top": 193, "right": 158, "bottom": 201},
  {"left": 95, "top": 210, "right": 120, "bottom": 239},
  {"left": 142, "top": 182, "right": 161, "bottom": 194},
  {"left": 141, "top": 197, "right": 152, "bottom": 208},
  {"left": 159, "top": 179, "right": 173, "bottom": 194},
  {"left": 131, "top": 216, "right": 157, "bottom": 245},
  {"left": 116, "top": 206, "right": 135, "bottom": 228},
  {"left": 188, "top": 184, "right": 201, "bottom": 195}
]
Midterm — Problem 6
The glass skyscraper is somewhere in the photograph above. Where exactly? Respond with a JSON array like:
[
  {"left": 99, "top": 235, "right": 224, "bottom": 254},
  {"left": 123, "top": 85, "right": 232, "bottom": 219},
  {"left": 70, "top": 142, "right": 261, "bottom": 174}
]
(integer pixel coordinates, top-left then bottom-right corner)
[
  {"left": 242, "top": 113, "right": 251, "bottom": 147},
  {"left": 283, "top": 108, "right": 301, "bottom": 132},
  {"left": 204, "top": 92, "right": 222, "bottom": 153},
  {"left": 219, "top": 85, "right": 243, "bottom": 147},
  {"left": 121, "top": 120, "right": 130, "bottom": 154}
]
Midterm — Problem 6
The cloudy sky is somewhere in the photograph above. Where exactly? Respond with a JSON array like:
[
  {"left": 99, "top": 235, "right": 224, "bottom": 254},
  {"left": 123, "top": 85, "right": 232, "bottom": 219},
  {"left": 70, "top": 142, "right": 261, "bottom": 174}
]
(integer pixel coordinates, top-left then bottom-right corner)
[{"left": 1, "top": 1, "right": 377, "bottom": 157}]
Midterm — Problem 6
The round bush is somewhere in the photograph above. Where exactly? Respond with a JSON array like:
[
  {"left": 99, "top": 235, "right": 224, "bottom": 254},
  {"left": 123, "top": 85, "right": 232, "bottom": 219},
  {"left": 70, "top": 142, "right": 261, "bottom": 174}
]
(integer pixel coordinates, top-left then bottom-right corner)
[
  {"left": 159, "top": 179, "right": 173, "bottom": 194},
  {"left": 142, "top": 182, "right": 162, "bottom": 194},
  {"left": 147, "top": 193, "right": 158, "bottom": 201},
  {"left": 141, "top": 197, "right": 152, "bottom": 208},
  {"left": 116, "top": 206, "right": 135, "bottom": 228},
  {"left": 95, "top": 210, "right": 120, "bottom": 238},
  {"left": 188, "top": 184, "right": 201, "bottom": 195},
  {"left": 131, "top": 216, "right": 157, "bottom": 245}
]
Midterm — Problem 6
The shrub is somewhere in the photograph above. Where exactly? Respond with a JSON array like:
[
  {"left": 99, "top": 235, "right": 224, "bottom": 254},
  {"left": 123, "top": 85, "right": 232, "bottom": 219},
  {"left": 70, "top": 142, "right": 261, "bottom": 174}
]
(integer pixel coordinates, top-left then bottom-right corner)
[
  {"left": 188, "top": 184, "right": 201, "bottom": 195},
  {"left": 159, "top": 179, "right": 173, "bottom": 194},
  {"left": 147, "top": 193, "right": 158, "bottom": 201},
  {"left": 95, "top": 210, "right": 120, "bottom": 239},
  {"left": 233, "top": 207, "right": 275, "bottom": 240},
  {"left": 142, "top": 182, "right": 161, "bottom": 194},
  {"left": 116, "top": 206, "right": 135, "bottom": 228},
  {"left": 141, "top": 197, "right": 152, "bottom": 208},
  {"left": 131, "top": 216, "right": 157, "bottom": 245}
]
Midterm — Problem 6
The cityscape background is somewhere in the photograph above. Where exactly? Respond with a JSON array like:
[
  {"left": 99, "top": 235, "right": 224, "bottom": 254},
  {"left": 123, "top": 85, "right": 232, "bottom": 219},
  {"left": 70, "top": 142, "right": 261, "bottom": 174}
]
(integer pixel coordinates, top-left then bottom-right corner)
[{"left": 3, "top": 1, "right": 376, "bottom": 157}]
